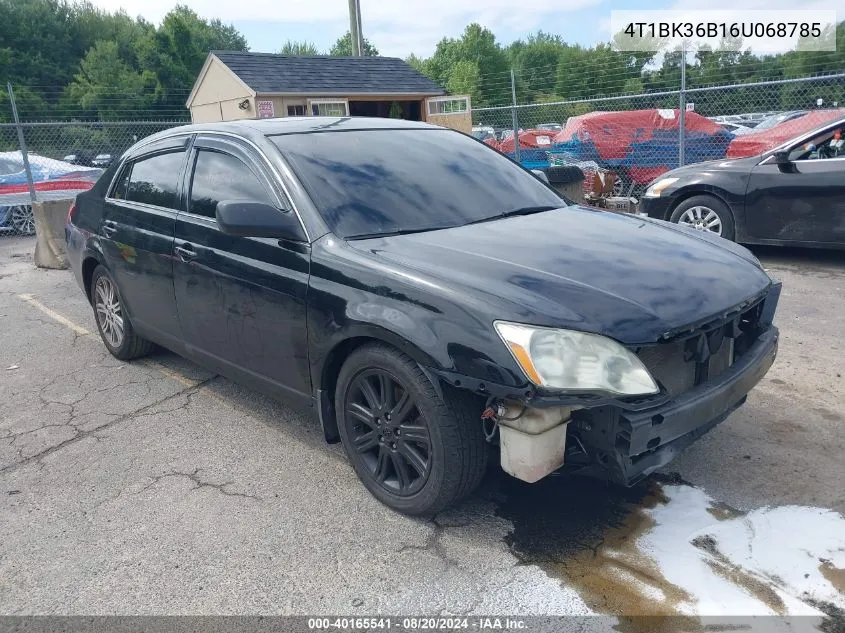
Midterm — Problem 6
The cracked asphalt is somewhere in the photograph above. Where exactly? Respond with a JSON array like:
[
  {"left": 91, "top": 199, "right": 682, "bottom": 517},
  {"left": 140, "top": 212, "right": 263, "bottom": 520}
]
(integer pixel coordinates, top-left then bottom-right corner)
[{"left": 0, "top": 234, "right": 843, "bottom": 616}]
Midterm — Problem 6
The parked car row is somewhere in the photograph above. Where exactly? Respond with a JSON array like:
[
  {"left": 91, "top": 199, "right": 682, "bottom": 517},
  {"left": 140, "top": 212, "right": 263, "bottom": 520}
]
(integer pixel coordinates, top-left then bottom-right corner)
[
  {"left": 481, "top": 108, "right": 844, "bottom": 198},
  {"left": 62, "top": 151, "right": 116, "bottom": 168}
]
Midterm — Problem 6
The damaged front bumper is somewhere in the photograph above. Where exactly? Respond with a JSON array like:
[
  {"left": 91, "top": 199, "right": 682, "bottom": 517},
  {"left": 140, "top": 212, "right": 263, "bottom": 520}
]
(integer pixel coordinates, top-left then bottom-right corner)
[
  {"left": 570, "top": 325, "right": 778, "bottom": 485},
  {"left": 427, "top": 284, "right": 781, "bottom": 486}
]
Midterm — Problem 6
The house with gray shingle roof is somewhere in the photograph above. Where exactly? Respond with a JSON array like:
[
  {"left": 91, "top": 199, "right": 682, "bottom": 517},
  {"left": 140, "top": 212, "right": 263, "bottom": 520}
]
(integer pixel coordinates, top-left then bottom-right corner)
[{"left": 186, "top": 52, "right": 470, "bottom": 132}]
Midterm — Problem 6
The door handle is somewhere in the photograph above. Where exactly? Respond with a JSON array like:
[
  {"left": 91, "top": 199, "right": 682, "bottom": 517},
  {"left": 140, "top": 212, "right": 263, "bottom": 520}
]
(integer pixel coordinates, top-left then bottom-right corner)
[
  {"left": 101, "top": 220, "right": 117, "bottom": 237},
  {"left": 175, "top": 244, "right": 197, "bottom": 262}
]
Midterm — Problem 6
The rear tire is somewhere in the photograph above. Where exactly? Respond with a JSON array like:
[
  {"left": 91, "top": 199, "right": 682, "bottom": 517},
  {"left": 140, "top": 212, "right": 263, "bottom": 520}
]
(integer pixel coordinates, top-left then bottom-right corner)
[
  {"left": 335, "top": 343, "right": 488, "bottom": 516},
  {"left": 91, "top": 265, "right": 154, "bottom": 360},
  {"left": 669, "top": 195, "right": 735, "bottom": 241}
]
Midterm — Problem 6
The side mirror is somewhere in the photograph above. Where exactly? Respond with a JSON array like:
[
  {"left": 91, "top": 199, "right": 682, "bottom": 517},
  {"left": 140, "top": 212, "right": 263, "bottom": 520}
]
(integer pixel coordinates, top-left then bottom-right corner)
[
  {"left": 772, "top": 150, "right": 791, "bottom": 165},
  {"left": 216, "top": 200, "right": 307, "bottom": 241},
  {"left": 531, "top": 169, "right": 550, "bottom": 184}
]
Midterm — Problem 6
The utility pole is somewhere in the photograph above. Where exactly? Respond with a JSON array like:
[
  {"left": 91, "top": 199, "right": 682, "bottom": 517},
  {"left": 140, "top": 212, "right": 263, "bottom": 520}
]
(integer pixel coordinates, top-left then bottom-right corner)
[
  {"left": 355, "top": 0, "right": 364, "bottom": 56},
  {"left": 348, "top": 0, "right": 363, "bottom": 56},
  {"left": 510, "top": 70, "right": 521, "bottom": 164}
]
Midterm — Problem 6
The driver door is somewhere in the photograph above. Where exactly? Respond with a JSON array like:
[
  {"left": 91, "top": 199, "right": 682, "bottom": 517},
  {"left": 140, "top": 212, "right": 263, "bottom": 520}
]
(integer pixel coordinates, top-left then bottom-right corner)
[{"left": 745, "top": 123, "right": 845, "bottom": 243}]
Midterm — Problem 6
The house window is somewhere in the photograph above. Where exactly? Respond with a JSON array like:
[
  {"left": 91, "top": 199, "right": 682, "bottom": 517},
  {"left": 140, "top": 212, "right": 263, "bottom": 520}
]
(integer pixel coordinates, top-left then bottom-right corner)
[
  {"left": 287, "top": 104, "right": 305, "bottom": 116},
  {"left": 427, "top": 96, "right": 470, "bottom": 115},
  {"left": 309, "top": 100, "right": 349, "bottom": 116}
]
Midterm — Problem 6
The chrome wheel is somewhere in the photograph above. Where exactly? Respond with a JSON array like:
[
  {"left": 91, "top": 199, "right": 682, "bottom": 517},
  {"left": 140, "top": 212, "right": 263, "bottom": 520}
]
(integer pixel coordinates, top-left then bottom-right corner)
[
  {"left": 94, "top": 276, "right": 124, "bottom": 348},
  {"left": 678, "top": 206, "right": 722, "bottom": 235},
  {"left": 9, "top": 205, "right": 34, "bottom": 235}
]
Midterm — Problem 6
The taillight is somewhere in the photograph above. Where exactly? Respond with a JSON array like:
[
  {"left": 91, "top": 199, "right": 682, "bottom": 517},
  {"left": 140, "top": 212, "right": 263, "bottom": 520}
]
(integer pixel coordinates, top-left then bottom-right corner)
[{"left": 67, "top": 202, "right": 76, "bottom": 225}]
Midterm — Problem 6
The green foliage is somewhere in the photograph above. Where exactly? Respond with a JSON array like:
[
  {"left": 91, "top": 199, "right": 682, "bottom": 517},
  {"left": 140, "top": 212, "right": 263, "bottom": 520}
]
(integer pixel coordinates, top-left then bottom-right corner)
[
  {"left": 69, "top": 40, "right": 157, "bottom": 120},
  {"left": 0, "top": 0, "right": 246, "bottom": 121},
  {"left": 279, "top": 41, "right": 321, "bottom": 55},
  {"left": 426, "top": 24, "right": 510, "bottom": 107},
  {"left": 445, "top": 60, "right": 480, "bottom": 97},
  {"left": 3, "top": 0, "right": 845, "bottom": 125},
  {"left": 329, "top": 32, "right": 379, "bottom": 56}
]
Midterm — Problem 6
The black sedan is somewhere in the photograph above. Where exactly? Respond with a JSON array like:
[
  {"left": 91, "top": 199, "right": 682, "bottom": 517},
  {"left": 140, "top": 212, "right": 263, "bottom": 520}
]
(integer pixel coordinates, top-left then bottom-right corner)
[
  {"left": 641, "top": 116, "right": 845, "bottom": 247},
  {"left": 66, "top": 117, "right": 780, "bottom": 515}
]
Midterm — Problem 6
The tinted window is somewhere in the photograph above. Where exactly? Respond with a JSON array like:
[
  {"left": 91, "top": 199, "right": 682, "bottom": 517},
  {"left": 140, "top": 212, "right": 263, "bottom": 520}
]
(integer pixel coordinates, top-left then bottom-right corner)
[
  {"left": 110, "top": 164, "right": 131, "bottom": 199},
  {"left": 125, "top": 151, "right": 184, "bottom": 208},
  {"left": 274, "top": 129, "right": 564, "bottom": 238},
  {"left": 189, "top": 150, "right": 274, "bottom": 218},
  {"left": 788, "top": 128, "right": 845, "bottom": 161}
]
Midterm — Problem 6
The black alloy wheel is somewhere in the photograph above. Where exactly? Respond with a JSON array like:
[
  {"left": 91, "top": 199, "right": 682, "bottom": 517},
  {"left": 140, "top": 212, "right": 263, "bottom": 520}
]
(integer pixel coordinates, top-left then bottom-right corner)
[
  {"left": 335, "top": 344, "right": 488, "bottom": 515},
  {"left": 344, "top": 368, "right": 431, "bottom": 496}
]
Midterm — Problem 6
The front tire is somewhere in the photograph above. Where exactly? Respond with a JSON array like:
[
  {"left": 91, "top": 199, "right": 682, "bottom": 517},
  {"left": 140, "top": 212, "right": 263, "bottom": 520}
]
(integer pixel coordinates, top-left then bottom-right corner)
[
  {"left": 91, "top": 265, "right": 154, "bottom": 360},
  {"left": 335, "top": 344, "right": 487, "bottom": 516},
  {"left": 669, "top": 195, "right": 735, "bottom": 241}
]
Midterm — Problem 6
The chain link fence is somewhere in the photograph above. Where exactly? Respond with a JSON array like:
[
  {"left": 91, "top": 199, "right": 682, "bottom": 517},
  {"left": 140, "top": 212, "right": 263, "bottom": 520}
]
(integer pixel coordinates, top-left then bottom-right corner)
[
  {"left": 473, "top": 73, "right": 845, "bottom": 199},
  {"left": 1, "top": 82, "right": 188, "bottom": 237},
  {"left": 3, "top": 69, "right": 845, "bottom": 235},
  {"left": 1, "top": 119, "right": 186, "bottom": 236}
]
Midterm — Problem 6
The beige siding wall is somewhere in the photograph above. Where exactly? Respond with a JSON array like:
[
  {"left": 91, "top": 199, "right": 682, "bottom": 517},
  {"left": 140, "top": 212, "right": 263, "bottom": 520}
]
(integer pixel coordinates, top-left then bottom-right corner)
[
  {"left": 220, "top": 96, "right": 256, "bottom": 121},
  {"left": 190, "top": 102, "right": 223, "bottom": 123},
  {"left": 192, "top": 58, "right": 252, "bottom": 106},
  {"left": 426, "top": 111, "right": 472, "bottom": 133}
]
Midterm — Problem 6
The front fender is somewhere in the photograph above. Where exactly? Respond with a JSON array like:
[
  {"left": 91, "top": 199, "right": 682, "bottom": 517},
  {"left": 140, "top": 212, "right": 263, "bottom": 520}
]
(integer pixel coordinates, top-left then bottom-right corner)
[{"left": 307, "top": 238, "right": 530, "bottom": 395}]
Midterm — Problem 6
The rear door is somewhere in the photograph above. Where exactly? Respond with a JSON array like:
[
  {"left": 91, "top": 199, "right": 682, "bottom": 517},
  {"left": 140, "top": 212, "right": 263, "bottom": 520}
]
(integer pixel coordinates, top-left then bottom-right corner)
[
  {"left": 172, "top": 134, "right": 311, "bottom": 399},
  {"left": 100, "top": 138, "right": 189, "bottom": 341},
  {"left": 745, "top": 125, "right": 845, "bottom": 244}
]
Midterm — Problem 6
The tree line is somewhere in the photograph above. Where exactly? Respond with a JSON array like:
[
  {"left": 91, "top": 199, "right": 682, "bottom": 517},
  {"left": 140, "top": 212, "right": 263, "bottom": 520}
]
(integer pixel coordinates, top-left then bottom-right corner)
[{"left": 2, "top": 0, "right": 845, "bottom": 123}]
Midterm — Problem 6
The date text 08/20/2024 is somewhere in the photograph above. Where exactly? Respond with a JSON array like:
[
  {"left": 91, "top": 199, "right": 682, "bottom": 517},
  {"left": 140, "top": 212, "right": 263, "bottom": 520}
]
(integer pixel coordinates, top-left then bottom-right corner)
[{"left": 307, "top": 617, "right": 527, "bottom": 630}]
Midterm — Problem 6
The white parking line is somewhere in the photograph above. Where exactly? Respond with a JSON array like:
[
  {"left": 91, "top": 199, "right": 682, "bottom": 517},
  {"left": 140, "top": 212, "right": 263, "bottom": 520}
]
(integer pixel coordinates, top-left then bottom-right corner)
[
  {"left": 15, "top": 292, "right": 198, "bottom": 389},
  {"left": 17, "top": 293, "right": 92, "bottom": 336}
]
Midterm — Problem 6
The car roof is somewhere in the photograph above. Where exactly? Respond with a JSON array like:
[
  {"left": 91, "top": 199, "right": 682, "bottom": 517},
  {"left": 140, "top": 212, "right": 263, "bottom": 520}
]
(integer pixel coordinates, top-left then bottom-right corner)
[
  {"left": 127, "top": 117, "right": 445, "bottom": 157},
  {"left": 154, "top": 116, "right": 437, "bottom": 138}
]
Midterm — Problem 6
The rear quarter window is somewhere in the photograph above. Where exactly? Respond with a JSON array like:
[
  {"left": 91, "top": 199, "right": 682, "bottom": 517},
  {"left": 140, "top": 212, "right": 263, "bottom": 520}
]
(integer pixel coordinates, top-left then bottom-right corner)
[{"left": 120, "top": 151, "right": 185, "bottom": 209}]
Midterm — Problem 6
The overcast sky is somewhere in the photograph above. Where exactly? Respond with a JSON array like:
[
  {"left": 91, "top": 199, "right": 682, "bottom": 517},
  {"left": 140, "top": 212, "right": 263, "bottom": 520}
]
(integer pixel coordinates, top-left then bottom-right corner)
[{"left": 86, "top": 0, "right": 842, "bottom": 58}]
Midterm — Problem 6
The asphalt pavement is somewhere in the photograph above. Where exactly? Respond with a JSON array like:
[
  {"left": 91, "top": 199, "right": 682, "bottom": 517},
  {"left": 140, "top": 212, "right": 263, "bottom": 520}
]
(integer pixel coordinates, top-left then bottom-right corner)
[{"left": 0, "top": 235, "right": 843, "bottom": 621}]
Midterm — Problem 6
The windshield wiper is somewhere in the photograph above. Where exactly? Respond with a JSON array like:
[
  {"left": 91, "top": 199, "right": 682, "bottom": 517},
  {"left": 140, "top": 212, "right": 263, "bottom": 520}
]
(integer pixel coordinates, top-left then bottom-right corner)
[
  {"left": 464, "top": 205, "right": 560, "bottom": 226},
  {"left": 345, "top": 227, "right": 445, "bottom": 240}
]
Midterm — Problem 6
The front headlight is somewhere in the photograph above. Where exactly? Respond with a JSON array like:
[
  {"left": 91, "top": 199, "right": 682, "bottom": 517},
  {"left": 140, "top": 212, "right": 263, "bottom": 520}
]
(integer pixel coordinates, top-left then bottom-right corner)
[
  {"left": 644, "top": 177, "right": 679, "bottom": 198},
  {"left": 494, "top": 321, "right": 659, "bottom": 396}
]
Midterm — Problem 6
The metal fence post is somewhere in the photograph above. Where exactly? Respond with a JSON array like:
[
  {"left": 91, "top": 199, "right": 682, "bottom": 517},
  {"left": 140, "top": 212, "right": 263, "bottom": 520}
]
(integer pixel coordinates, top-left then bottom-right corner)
[
  {"left": 7, "top": 83, "right": 37, "bottom": 204},
  {"left": 678, "top": 42, "right": 687, "bottom": 168},
  {"left": 510, "top": 69, "right": 521, "bottom": 164}
]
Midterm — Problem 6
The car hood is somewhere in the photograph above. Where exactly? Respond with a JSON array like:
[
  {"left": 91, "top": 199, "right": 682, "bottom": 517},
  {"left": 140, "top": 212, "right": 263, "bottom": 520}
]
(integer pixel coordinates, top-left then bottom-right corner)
[
  {"left": 657, "top": 154, "right": 761, "bottom": 181},
  {"left": 349, "top": 206, "right": 772, "bottom": 345}
]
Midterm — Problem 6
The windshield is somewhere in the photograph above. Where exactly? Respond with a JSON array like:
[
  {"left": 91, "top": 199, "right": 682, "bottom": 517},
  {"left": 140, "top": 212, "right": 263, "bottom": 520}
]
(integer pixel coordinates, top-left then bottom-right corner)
[
  {"left": 273, "top": 128, "right": 564, "bottom": 239},
  {"left": 755, "top": 111, "right": 805, "bottom": 131}
]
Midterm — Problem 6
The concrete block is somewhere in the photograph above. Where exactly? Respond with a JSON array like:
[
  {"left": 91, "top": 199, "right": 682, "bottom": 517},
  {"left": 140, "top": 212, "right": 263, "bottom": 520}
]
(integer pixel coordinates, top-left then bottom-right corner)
[{"left": 33, "top": 198, "right": 74, "bottom": 269}]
